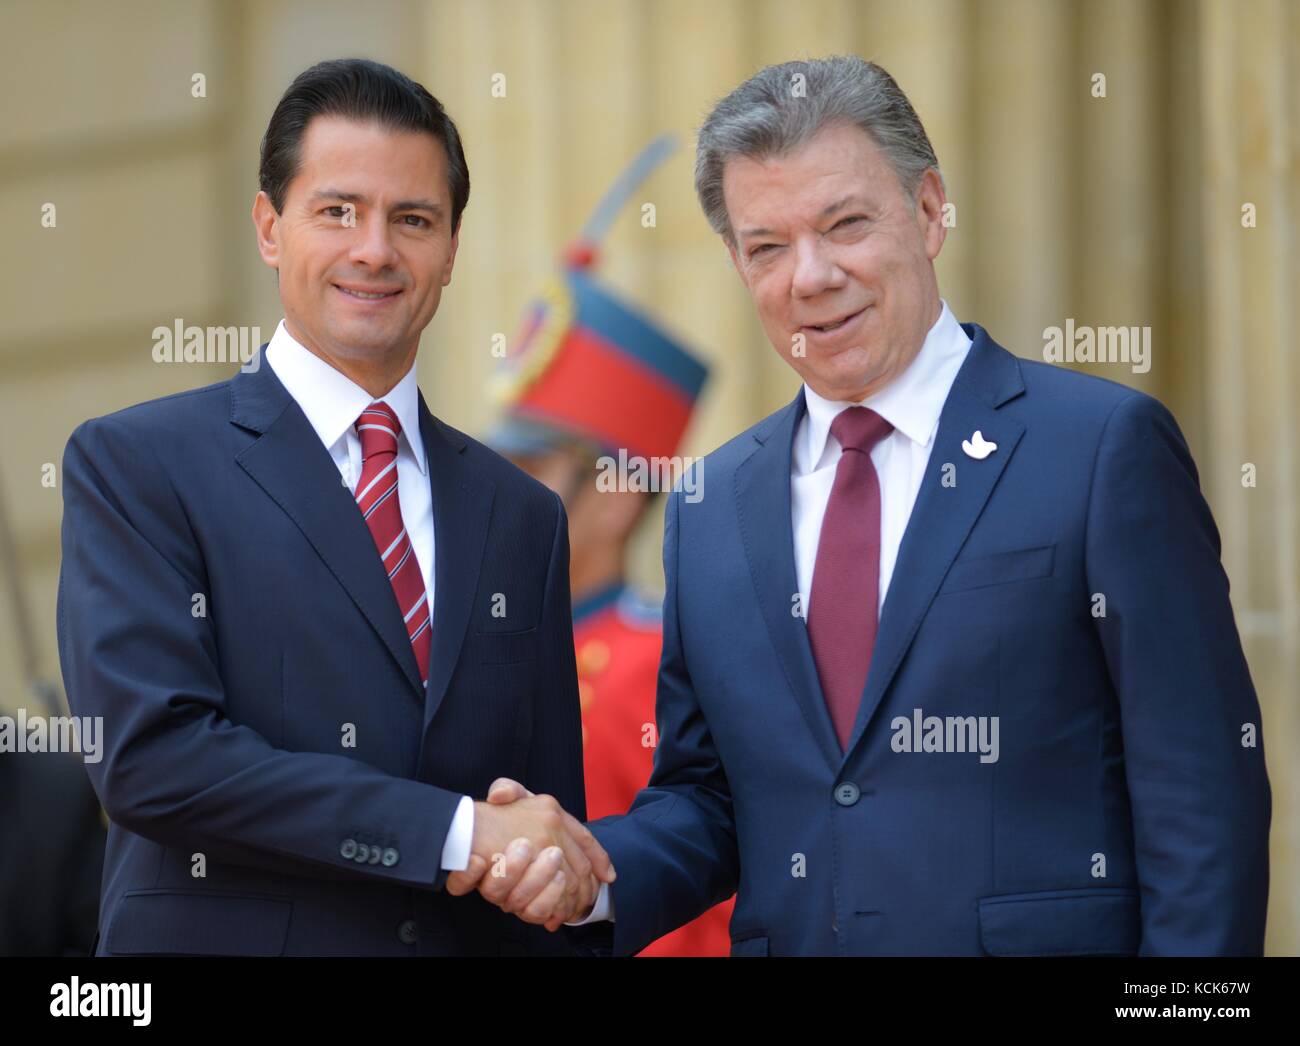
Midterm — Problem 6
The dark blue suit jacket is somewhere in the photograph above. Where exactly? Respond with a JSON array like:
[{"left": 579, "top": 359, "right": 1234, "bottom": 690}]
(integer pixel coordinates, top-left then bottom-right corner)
[
  {"left": 588, "top": 323, "right": 1271, "bottom": 956},
  {"left": 57, "top": 346, "right": 586, "bottom": 955}
]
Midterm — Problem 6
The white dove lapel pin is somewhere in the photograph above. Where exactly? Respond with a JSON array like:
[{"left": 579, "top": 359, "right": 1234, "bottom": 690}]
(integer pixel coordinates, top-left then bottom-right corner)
[{"left": 961, "top": 430, "right": 997, "bottom": 460}]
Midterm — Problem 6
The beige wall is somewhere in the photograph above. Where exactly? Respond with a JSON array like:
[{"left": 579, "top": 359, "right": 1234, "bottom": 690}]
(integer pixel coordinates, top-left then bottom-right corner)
[{"left": 1, "top": 0, "right": 1294, "bottom": 953}]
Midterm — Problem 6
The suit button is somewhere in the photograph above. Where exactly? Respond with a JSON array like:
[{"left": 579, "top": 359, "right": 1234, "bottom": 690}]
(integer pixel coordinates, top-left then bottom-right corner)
[
  {"left": 834, "top": 782, "right": 860, "bottom": 806},
  {"left": 355, "top": 843, "right": 371, "bottom": 863},
  {"left": 381, "top": 848, "right": 399, "bottom": 867},
  {"left": 398, "top": 919, "right": 418, "bottom": 945},
  {"left": 340, "top": 838, "right": 358, "bottom": 859},
  {"left": 367, "top": 846, "right": 382, "bottom": 864}
]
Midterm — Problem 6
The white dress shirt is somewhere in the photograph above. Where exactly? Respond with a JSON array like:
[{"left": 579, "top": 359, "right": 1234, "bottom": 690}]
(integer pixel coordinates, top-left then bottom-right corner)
[
  {"left": 265, "top": 319, "right": 473, "bottom": 873},
  {"left": 793, "top": 298, "right": 971, "bottom": 617},
  {"left": 570, "top": 299, "right": 972, "bottom": 926}
]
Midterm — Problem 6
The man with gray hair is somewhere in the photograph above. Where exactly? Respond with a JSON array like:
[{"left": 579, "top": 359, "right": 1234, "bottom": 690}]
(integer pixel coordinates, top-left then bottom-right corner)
[{"left": 452, "top": 55, "right": 1270, "bottom": 956}]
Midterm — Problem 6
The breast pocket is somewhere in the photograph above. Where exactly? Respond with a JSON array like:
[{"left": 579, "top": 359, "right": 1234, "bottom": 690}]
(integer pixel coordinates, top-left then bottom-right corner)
[
  {"left": 473, "top": 626, "right": 539, "bottom": 665},
  {"left": 939, "top": 543, "right": 1056, "bottom": 595}
]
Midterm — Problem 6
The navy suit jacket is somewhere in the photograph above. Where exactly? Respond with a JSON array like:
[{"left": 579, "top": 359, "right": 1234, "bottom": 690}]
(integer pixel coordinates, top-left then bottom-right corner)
[
  {"left": 57, "top": 345, "right": 586, "bottom": 956},
  {"left": 588, "top": 323, "right": 1271, "bottom": 956}
]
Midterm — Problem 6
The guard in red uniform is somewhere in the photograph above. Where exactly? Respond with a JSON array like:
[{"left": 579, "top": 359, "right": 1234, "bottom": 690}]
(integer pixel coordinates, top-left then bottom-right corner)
[{"left": 488, "top": 236, "right": 734, "bottom": 956}]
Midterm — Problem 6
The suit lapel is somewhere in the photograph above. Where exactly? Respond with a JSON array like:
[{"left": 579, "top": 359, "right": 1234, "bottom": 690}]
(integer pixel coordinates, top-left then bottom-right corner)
[
  {"left": 231, "top": 346, "right": 425, "bottom": 701},
  {"left": 418, "top": 393, "right": 495, "bottom": 731},
  {"left": 842, "top": 325, "right": 1026, "bottom": 760},
  {"left": 735, "top": 392, "right": 843, "bottom": 774}
]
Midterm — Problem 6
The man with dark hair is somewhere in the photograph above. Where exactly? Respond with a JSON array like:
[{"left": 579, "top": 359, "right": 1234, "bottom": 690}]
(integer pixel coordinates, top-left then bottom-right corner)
[{"left": 57, "top": 57, "right": 611, "bottom": 956}]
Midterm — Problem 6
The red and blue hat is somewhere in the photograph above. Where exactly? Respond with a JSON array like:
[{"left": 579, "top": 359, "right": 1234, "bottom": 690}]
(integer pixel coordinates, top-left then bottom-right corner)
[{"left": 489, "top": 137, "right": 708, "bottom": 461}]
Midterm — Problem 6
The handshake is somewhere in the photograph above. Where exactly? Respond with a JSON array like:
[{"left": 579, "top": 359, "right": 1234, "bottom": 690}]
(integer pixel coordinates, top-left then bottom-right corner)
[{"left": 445, "top": 778, "right": 616, "bottom": 932}]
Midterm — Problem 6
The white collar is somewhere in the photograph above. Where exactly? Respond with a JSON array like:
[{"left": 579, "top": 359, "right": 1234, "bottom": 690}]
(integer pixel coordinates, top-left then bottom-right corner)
[
  {"left": 798, "top": 298, "right": 971, "bottom": 473},
  {"left": 264, "top": 319, "right": 427, "bottom": 475}
]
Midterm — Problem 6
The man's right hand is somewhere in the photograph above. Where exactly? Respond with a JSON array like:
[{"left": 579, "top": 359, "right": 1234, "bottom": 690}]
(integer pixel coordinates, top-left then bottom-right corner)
[{"left": 444, "top": 782, "right": 615, "bottom": 930}]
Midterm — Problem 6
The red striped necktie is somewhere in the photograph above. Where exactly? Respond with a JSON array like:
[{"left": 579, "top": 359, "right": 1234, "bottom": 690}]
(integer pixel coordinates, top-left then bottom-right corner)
[{"left": 353, "top": 402, "right": 431, "bottom": 688}]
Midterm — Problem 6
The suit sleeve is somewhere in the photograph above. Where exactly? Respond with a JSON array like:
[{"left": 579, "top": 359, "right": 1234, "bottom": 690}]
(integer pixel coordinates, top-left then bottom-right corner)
[
  {"left": 585, "top": 483, "right": 740, "bottom": 955},
  {"left": 1085, "top": 392, "right": 1271, "bottom": 955},
  {"left": 57, "top": 417, "right": 464, "bottom": 890}
]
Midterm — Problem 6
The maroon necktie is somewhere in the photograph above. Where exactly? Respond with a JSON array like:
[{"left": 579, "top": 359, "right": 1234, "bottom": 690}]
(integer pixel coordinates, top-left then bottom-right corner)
[
  {"left": 353, "top": 402, "right": 431, "bottom": 687},
  {"left": 807, "top": 406, "right": 894, "bottom": 751}
]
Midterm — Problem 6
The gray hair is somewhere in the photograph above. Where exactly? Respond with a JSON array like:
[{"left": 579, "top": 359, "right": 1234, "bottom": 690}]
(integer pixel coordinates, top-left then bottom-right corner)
[{"left": 694, "top": 55, "right": 941, "bottom": 242}]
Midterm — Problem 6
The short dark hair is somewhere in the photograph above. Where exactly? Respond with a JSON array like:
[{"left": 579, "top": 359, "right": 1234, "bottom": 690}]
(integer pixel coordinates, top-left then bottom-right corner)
[{"left": 259, "top": 58, "right": 470, "bottom": 232}]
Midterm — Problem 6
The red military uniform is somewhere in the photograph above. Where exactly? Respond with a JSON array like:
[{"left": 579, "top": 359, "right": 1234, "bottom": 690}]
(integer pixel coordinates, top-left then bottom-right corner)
[
  {"left": 574, "top": 583, "right": 734, "bottom": 957},
  {"left": 488, "top": 140, "right": 724, "bottom": 951}
]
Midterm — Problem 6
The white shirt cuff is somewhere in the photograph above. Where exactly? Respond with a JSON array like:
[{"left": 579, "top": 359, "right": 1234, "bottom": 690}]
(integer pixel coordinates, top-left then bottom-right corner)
[
  {"left": 565, "top": 880, "right": 615, "bottom": 925},
  {"left": 439, "top": 795, "right": 474, "bottom": 871}
]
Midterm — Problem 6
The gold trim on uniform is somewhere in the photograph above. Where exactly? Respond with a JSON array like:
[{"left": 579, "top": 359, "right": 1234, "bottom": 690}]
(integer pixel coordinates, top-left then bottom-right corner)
[{"left": 490, "top": 276, "right": 574, "bottom": 406}]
